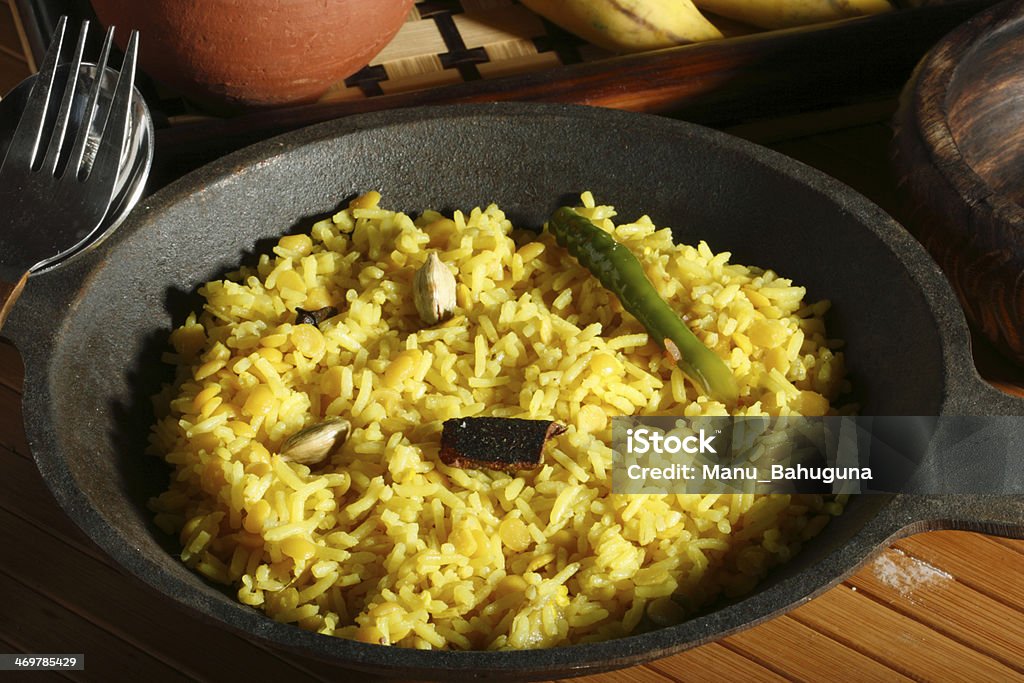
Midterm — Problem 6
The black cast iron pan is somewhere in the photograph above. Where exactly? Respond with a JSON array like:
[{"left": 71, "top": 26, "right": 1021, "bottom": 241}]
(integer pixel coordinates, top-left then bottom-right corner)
[{"left": 4, "top": 103, "right": 1023, "bottom": 680}]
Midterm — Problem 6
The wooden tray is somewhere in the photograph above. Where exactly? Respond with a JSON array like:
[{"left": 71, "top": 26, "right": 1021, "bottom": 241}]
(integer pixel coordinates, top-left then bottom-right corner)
[{"left": 148, "top": 0, "right": 999, "bottom": 180}]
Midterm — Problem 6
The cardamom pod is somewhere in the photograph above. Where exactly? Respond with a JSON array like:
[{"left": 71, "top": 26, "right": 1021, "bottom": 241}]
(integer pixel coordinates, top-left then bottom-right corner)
[
  {"left": 279, "top": 417, "right": 351, "bottom": 466},
  {"left": 413, "top": 252, "right": 457, "bottom": 326}
]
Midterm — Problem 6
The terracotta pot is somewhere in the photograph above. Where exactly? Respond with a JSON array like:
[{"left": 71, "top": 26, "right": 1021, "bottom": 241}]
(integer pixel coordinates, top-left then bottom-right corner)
[{"left": 90, "top": 0, "right": 413, "bottom": 109}]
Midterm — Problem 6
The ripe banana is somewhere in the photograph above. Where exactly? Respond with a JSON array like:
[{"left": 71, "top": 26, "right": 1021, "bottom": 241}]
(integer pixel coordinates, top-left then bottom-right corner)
[
  {"left": 692, "top": 0, "right": 892, "bottom": 29},
  {"left": 519, "top": 0, "right": 723, "bottom": 53}
]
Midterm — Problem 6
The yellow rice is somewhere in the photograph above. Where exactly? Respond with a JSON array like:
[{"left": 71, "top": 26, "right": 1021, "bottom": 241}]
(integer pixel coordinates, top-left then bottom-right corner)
[{"left": 149, "top": 191, "right": 849, "bottom": 649}]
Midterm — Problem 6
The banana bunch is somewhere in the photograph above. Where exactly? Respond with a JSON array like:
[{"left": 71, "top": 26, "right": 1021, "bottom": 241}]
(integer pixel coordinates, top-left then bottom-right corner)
[
  {"left": 517, "top": 0, "right": 722, "bottom": 52},
  {"left": 519, "top": 0, "right": 892, "bottom": 53},
  {"left": 696, "top": 0, "right": 891, "bottom": 29}
]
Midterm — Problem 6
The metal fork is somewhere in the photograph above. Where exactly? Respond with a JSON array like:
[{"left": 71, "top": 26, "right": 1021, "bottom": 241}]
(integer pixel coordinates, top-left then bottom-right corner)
[{"left": 0, "top": 17, "right": 139, "bottom": 326}]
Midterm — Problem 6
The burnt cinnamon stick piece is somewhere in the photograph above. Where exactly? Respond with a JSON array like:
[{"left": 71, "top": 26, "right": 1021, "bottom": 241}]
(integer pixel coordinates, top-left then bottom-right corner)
[{"left": 440, "top": 417, "right": 567, "bottom": 472}]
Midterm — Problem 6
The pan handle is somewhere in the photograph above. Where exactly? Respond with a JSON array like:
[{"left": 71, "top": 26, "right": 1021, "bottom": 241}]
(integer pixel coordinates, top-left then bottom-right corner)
[
  {"left": 0, "top": 271, "right": 29, "bottom": 330},
  {"left": 947, "top": 373, "right": 1024, "bottom": 416},
  {"left": 895, "top": 373, "right": 1024, "bottom": 497},
  {"left": 902, "top": 495, "right": 1024, "bottom": 539},
  {"left": 0, "top": 255, "right": 81, "bottom": 352}
]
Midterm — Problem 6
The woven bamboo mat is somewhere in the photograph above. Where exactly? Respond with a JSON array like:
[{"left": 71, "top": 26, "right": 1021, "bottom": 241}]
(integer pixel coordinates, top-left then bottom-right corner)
[{"left": 333, "top": 0, "right": 607, "bottom": 100}]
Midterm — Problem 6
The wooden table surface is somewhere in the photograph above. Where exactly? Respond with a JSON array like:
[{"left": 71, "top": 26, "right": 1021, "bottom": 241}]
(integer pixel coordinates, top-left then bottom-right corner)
[{"left": 2, "top": 114, "right": 1023, "bottom": 681}]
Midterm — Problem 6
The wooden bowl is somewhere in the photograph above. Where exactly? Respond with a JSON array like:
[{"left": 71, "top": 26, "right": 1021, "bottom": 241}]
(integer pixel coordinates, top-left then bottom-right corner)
[
  {"left": 894, "top": 0, "right": 1024, "bottom": 364},
  {"left": 89, "top": 0, "right": 413, "bottom": 109}
]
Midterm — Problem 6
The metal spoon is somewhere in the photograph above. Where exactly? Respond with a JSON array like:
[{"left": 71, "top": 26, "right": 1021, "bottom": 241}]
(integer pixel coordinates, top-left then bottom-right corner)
[{"left": 0, "top": 61, "right": 153, "bottom": 273}]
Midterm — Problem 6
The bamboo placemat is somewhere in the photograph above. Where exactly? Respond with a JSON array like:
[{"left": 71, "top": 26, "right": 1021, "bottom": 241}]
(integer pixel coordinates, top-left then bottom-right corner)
[
  {"left": 329, "top": 1, "right": 607, "bottom": 100},
  {"left": 0, "top": 0, "right": 31, "bottom": 94}
]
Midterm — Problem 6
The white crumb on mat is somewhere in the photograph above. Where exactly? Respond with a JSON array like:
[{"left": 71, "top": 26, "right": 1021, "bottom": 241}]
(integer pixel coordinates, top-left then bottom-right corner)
[{"left": 871, "top": 548, "right": 953, "bottom": 598}]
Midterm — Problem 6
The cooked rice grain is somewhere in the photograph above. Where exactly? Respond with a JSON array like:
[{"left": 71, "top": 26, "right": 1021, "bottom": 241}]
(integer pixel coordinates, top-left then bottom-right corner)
[{"left": 150, "top": 193, "right": 848, "bottom": 649}]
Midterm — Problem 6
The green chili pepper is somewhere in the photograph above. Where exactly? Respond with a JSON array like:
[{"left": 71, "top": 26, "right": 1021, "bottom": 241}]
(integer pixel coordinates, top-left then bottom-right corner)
[{"left": 547, "top": 207, "right": 738, "bottom": 406}]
